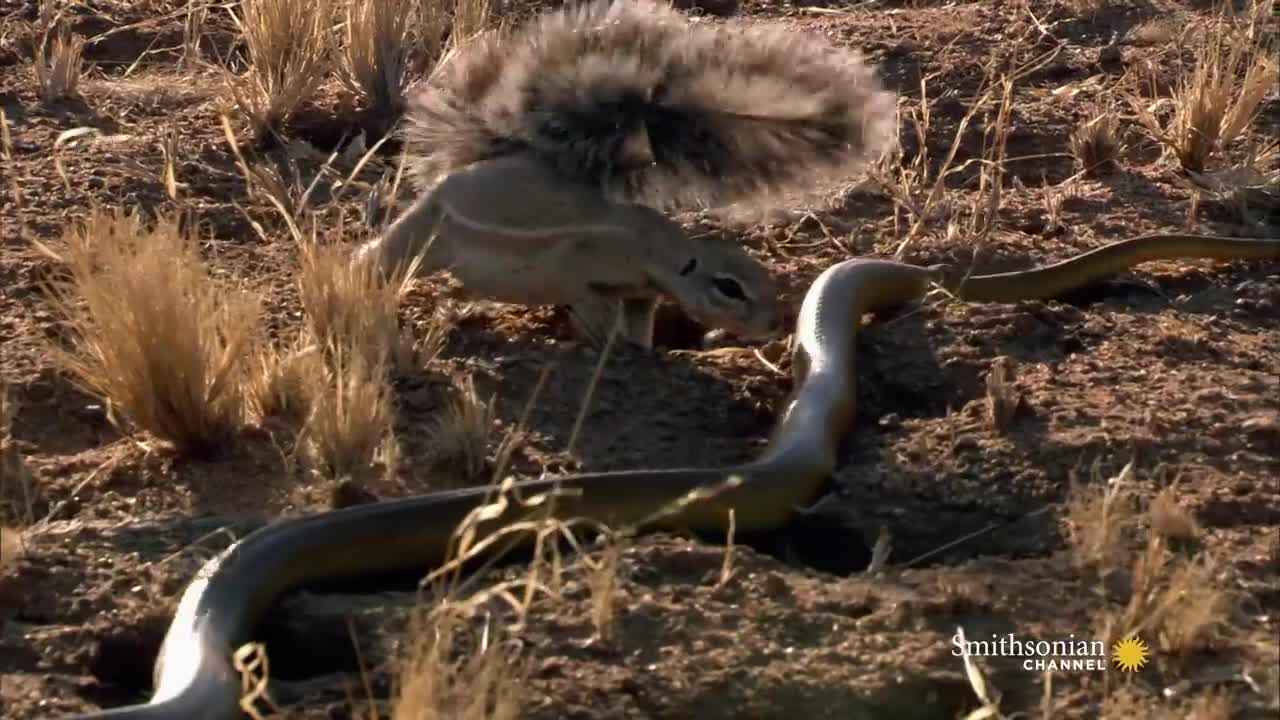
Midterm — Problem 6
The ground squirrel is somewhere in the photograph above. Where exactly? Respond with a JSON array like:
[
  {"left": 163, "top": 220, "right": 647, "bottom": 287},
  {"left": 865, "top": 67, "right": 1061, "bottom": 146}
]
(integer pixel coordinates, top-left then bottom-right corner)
[
  {"left": 355, "top": 0, "right": 896, "bottom": 348},
  {"left": 357, "top": 153, "right": 782, "bottom": 347}
]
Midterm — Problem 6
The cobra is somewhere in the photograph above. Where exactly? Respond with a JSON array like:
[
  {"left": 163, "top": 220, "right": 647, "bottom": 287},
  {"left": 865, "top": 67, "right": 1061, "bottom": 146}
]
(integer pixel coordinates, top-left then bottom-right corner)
[{"left": 58, "top": 233, "right": 1279, "bottom": 720}]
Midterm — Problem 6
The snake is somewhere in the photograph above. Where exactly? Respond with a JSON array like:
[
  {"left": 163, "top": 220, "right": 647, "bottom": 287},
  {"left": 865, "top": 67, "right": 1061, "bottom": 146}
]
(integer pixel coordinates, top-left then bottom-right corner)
[{"left": 57, "top": 233, "right": 1279, "bottom": 720}]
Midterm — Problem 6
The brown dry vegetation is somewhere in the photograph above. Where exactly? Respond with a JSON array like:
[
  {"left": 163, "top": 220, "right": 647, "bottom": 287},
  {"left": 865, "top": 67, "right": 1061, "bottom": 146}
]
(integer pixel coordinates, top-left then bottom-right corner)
[
  {"left": 1, "top": 0, "right": 1278, "bottom": 719},
  {"left": 34, "top": 207, "right": 261, "bottom": 458}
]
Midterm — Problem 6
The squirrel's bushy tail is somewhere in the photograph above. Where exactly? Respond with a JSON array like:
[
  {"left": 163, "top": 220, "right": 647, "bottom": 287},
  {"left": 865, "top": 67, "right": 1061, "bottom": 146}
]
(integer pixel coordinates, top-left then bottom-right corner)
[{"left": 404, "top": 0, "right": 897, "bottom": 210}]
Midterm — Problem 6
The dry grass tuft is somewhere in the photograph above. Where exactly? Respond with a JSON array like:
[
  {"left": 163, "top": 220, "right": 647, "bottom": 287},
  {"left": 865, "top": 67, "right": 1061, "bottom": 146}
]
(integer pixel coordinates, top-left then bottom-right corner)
[
  {"left": 179, "top": 0, "right": 208, "bottom": 68},
  {"left": 1152, "top": 557, "right": 1228, "bottom": 655},
  {"left": 588, "top": 532, "right": 624, "bottom": 643},
  {"left": 0, "top": 525, "right": 23, "bottom": 576},
  {"left": 1148, "top": 483, "right": 1201, "bottom": 543},
  {"left": 282, "top": 185, "right": 435, "bottom": 485},
  {"left": 226, "top": 0, "right": 334, "bottom": 136},
  {"left": 450, "top": 0, "right": 495, "bottom": 43},
  {"left": 1064, "top": 460, "right": 1138, "bottom": 575},
  {"left": 1070, "top": 110, "right": 1124, "bottom": 177},
  {"left": 873, "top": 60, "right": 1022, "bottom": 257},
  {"left": 301, "top": 345, "right": 396, "bottom": 481},
  {"left": 984, "top": 356, "right": 1021, "bottom": 433},
  {"left": 1041, "top": 178, "right": 1068, "bottom": 234},
  {"left": 336, "top": 0, "right": 496, "bottom": 135},
  {"left": 1128, "top": 22, "right": 1279, "bottom": 173},
  {"left": 392, "top": 606, "right": 524, "bottom": 720},
  {"left": 35, "top": 208, "right": 260, "bottom": 457},
  {"left": 1115, "top": 532, "right": 1170, "bottom": 635},
  {"left": 426, "top": 373, "right": 495, "bottom": 484},
  {"left": 1125, "top": 483, "right": 1226, "bottom": 656},
  {"left": 0, "top": 382, "right": 36, "bottom": 526},
  {"left": 0, "top": 381, "right": 33, "bottom": 554},
  {"left": 0, "top": 384, "right": 13, "bottom": 444},
  {"left": 295, "top": 231, "right": 420, "bottom": 371},
  {"left": 1182, "top": 689, "right": 1233, "bottom": 720},
  {"left": 405, "top": 303, "right": 459, "bottom": 368},
  {"left": 1113, "top": 534, "right": 1230, "bottom": 656},
  {"left": 869, "top": 72, "right": 984, "bottom": 255},
  {"left": 1184, "top": 135, "right": 1280, "bottom": 230},
  {"left": 338, "top": 0, "right": 423, "bottom": 119},
  {"left": 870, "top": 34, "right": 1059, "bottom": 257},
  {"left": 1091, "top": 474, "right": 1233, "bottom": 666},
  {"left": 33, "top": 24, "right": 85, "bottom": 102},
  {"left": 245, "top": 337, "right": 325, "bottom": 427}
]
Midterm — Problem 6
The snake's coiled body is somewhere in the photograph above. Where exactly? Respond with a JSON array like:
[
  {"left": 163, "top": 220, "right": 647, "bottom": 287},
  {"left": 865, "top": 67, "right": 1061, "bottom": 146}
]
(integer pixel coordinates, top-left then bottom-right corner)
[{"left": 58, "top": 234, "right": 1279, "bottom": 720}]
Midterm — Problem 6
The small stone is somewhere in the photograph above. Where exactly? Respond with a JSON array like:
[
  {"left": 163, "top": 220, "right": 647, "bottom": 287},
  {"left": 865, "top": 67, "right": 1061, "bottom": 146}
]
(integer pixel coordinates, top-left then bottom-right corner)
[
  {"left": 534, "top": 658, "right": 564, "bottom": 678},
  {"left": 1241, "top": 414, "right": 1280, "bottom": 452},
  {"left": 759, "top": 571, "right": 792, "bottom": 601},
  {"left": 330, "top": 480, "right": 379, "bottom": 509}
]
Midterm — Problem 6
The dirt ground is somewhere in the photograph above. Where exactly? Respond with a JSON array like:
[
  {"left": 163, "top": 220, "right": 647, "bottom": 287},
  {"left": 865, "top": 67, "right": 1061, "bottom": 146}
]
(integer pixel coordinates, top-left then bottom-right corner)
[{"left": 2, "top": 0, "right": 1278, "bottom": 718}]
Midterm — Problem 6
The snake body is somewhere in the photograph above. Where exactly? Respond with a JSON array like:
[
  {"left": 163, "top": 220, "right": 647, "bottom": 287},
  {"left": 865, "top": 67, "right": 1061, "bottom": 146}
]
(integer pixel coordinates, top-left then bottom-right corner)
[{"left": 58, "top": 234, "right": 1279, "bottom": 720}]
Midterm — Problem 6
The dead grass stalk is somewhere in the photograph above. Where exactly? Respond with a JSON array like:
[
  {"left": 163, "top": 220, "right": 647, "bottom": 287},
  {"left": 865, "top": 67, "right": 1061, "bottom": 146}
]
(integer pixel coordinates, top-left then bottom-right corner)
[
  {"left": 180, "top": 0, "right": 208, "bottom": 68},
  {"left": 588, "top": 532, "right": 623, "bottom": 643},
  {"left": 426, "top": 372, "right": 495, "bottom": 484},
  {"left": 33, "top": 23, "right": 85, "bottom": 102}
]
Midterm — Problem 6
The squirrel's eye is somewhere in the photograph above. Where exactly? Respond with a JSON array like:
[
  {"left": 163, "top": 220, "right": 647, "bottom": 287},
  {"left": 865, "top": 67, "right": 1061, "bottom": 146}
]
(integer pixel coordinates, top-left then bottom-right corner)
[{"left": 712, "top": 276, "right": 747, "bottom": 301}]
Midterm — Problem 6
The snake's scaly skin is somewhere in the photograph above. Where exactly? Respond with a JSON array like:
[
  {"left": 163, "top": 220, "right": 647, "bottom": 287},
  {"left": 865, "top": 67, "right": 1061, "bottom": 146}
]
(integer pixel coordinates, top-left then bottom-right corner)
[{"left": 56, "top": 234, "right": 1279, "bottom": 720}]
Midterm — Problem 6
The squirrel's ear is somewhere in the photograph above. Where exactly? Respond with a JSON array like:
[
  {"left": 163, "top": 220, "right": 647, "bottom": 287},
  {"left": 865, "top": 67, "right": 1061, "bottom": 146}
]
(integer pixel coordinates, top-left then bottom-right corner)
[{"left": 679, "top": 258, "right": 699, "bottom": 276}]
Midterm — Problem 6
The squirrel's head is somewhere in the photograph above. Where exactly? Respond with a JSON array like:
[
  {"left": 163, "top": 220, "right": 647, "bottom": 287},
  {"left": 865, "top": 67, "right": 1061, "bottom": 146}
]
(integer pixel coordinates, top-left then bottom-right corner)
[
  {"left": 613, "top": 204, "right": 780, "bottom": 342},
  {"left": 652, "top": 235, "right": 782, "bottom": 343}
]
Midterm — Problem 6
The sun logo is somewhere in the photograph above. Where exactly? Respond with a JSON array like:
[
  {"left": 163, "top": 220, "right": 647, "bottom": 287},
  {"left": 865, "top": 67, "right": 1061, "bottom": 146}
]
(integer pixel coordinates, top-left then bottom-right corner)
[{"left": 1111, "top": 636, "right": 1150, "bottom": 672}]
